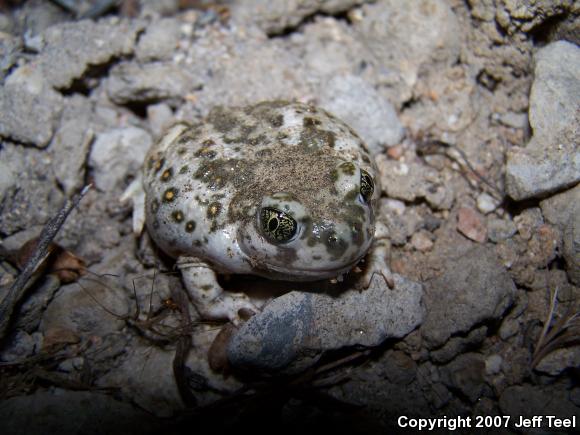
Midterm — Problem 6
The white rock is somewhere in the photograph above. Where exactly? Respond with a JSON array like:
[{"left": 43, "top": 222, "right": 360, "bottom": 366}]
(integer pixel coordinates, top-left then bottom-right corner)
[{"left": 89, "top": 127, "right": 152, "bottom": 191}]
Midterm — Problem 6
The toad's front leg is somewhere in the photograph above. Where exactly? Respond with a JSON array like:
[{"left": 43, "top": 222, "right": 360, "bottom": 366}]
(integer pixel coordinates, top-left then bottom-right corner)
[
  {"left": 177, "top": 256, "right": 258, "bottom": 326},
  {"left": 359, "top": 238, "right": 395, "bottom": 289}
]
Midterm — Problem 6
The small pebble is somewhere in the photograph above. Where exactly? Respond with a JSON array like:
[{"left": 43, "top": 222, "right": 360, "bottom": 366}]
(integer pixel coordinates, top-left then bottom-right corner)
[
  {"left": 485, "top": 354, "right": 503, "bottom": 375},
  {"left": 386, "top": 144, "right": 404, "bottom": 159},
  {"left": 457, "top": 207, "right": 487, "bottom": 243},
  {"left": 476, "top": 192, "right": 500, "bottom": 214},
  {"left": 381, "top": 198, "right": 406, "bottom": 216},
  {"left": 487, "top": 218, "right": 517, "bottom": 242},
  {"left": 411, "top": 230, "right": 433, "bottom": 251}
]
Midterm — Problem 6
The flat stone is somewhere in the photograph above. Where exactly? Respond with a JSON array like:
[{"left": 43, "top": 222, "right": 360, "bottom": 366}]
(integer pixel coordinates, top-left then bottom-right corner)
[
  {"left": 106, "top": 61, "right": 201, "bottom": 105},
  {"left": 354, "top": 0, "right": 461, "bottom": 104},
  {"left": 36, "top": 18, "right": 145, "bottom": 90},
  {"left": 421, "top": 245, "right": 516, "bottom": 348},
  {"left": 540, "top": 183, "right": 580, "bottom": 231},
  {"left": 506, "top": 41, "right": 580, "bottom": 200},
  {"left": 0, "top": 144, "right": 64, "bottom": 235},
  {"left": 231, "top": 0, "right": 371, "bottom": 35},
  {"left": 0, "top": 66, "right": 63, "bottom": 147},
  {"left": 135, "top": 18, "right": 182, "bottom": 62},
  {"left": 49, "top": 95, "right": 93, "bottom": 195},
  {"left": 228, "top": 273, "right": 424, "bottom": 375},
  {"left": 376, "top": 156, "right": 442, "bottom": 203},
  {"left": 534, "top": 347, "right": 580, "bottom": 376},
  {"left": 96, "top": 343, "right": 183, "bottom": 417},
  {"left": 319, "top": 74, "right": 404, "bottom": 154}
]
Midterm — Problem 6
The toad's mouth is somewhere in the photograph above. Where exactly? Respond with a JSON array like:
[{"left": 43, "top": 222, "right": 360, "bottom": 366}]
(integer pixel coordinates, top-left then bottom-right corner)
[{"left": 251, "top": 255, "right": 366, "bottom": 282}]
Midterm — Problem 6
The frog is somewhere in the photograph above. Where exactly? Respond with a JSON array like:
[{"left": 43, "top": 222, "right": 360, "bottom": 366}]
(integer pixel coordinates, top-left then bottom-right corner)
[{"left": 134, "top": 100, "right": 393, "bottom": 326}]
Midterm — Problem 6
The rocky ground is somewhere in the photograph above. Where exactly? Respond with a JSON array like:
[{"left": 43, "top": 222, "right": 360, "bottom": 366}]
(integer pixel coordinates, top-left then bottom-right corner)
[{"left": 0, "top": 0, "right": 578, "bottom": 434}]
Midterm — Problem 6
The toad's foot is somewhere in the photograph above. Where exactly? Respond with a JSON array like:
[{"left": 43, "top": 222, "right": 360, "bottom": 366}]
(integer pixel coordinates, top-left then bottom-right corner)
[
  {"left": 120, "top": 175, "right": 146, "bottom": 236},
  {"left": 359, "top": 238, "right": 395, "bottom": 289},
  {"left": 177, "top": 256, "right": 259, "bottom": 326}
]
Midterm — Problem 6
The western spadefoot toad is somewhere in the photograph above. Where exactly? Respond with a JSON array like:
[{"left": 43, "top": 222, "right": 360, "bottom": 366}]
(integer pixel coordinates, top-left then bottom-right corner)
[{"left": 140, "top": 101, "right": 391, "bottom": 324}]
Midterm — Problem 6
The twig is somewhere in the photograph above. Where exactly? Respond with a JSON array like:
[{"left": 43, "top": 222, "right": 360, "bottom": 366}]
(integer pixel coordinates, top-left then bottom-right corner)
[
  {"left": 532, "top": 286, "right": 580, "bottom": 369},
  {"left": 172, "top": 286, "right": 197, "bottom": 407},
  {"left": 533, "top": 286, "right": 559, "bottom": 362},
  {"left": 0, "top": 185, "right": 91, "bottom": 342}
]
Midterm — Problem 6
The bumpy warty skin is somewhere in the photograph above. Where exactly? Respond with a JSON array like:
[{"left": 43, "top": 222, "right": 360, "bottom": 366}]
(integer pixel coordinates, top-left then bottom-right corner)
[{"left": 143, "top": 101, "right": 380, "bottom": 282}]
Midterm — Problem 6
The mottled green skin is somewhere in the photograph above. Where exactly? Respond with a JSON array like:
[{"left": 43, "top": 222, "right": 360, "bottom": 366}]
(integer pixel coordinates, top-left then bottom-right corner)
[{"left": 143, "top": 101, "right": 379, "bottom": 281}]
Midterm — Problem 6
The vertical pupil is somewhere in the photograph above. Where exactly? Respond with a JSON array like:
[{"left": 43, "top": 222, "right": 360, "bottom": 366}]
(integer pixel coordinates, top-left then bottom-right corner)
[{"left": 268, "top": 217, "right": 279, "bottom": 231}]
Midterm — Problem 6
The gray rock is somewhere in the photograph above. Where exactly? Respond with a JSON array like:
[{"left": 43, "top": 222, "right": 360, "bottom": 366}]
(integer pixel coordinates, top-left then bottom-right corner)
[
  {"left": 14, "top": 275, "right": 61, "bottom": 333},
  {"left": 35, "top": 18, "right": 145, "bottom": 90},
  {"left": 0, "top": 389, "right": 159, "bottom": 435},
  {"left": 540, "top": 183, "right": 580, "bottom": 231},
  {"left": 430, "top": 326, "right": 487, "bottom": 364},
  {"left": 139, "top": 0, "right": 180, "bottom": 17},
  {"left": 96, "top": 342, "right": 183, "bottom": 417},
  {"left": 0, "top": 35, "right": 21, "bottom": 81},
  {"left": 136, "top": 18, "right": 182, "bottom": 62},
  {"left": 231, "top": 0, "right": 371, "bottom": 35},
  {"left": 49, "top": 95, "right": 93, "bottom": 195},
  {"left": 193, "top": 39, "right": 309, "bottom": 108},
  {"left": 379, "top": 199, "right": 425, "bottom": 246},
  {"left": 40, "top": 273, "right": 129, "bottom": 338},
  {"left": 0, "top": 159, "right": 15, "bottom": 203},
  {"left": 534, "top": 347, "right": 580, "bottom": 376},
  {"left": 421, "top": 245, "right": 516, "bottom": 348},
  {"left": 106, "top": 61, "right": 201, "bottom": 106},
  {"left": 354, "top": 0, "right": 461, "bottom": 104},
  {"left": 228, "top": 273, "right": 424, "bottom": 375},
  {"left": 89, "top": 127, "right": 152, "bottom": 192},
  {"left": 562, "top": 207, "right": 580, "bottom": 285},
  {"left": 0, "top": 330, "right": 42, "bottom": 363},
  {"left": 375, "top": 156, "right": 442, "bottom": 202},
  {"left": 498, "top": 316, "right": 520, "bottom": 340},
  {"left": 487, "top": 217, "right": 518, "bottom": 243},
  {"left": 319, "top": 74, "right": 404, "bottom": 154},
  {"left": 425, "top": 184, "right": 455, "bottom": 210},
  {"left": 540, "top": 183, "right": 580, "bottom": 284},
  {"left": 0, "top": 66, "right": 63, "bottom": 147},
  {"left": 0, "top": 144, "right": 64, "bottom": 235},
  {"left": 506, "top": 41, "right": 580, "bottom": 200},
  {"left": 441, "top": 353, "right": 485, "bottom": 403}
]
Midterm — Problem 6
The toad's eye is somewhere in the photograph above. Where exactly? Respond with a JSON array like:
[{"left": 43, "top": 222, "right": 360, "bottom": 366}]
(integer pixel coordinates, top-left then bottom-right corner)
[
  {"left": 260, "top": 207, "right": 298, "bottom": 243},
  {"left": 360, "top": 169, "right": 374, "bottom": 202}
]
